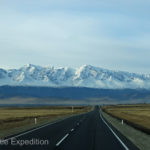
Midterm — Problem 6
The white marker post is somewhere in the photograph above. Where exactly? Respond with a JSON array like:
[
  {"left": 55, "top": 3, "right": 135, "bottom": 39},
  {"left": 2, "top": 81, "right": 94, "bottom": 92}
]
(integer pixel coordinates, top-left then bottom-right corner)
[
  {"left": 35, "top": 118, "right": 37, "bottom": 125},
  {"left": 121, "top": 120, "right": 124, "bottom": 125}
]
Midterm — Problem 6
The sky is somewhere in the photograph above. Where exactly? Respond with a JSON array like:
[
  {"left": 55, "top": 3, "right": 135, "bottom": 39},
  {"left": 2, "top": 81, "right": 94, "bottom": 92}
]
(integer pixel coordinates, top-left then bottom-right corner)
[{"left": 0, "top": 0, "right": 150, "bottom": 73}]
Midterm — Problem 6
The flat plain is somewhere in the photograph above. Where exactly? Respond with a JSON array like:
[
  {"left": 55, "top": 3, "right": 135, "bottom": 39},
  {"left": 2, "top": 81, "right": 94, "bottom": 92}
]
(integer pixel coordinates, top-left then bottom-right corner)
[
  {"left": 0, "top": 106, "right": 91, "bottom": 138},
  {"left": 102, "top": 104, "right": 150, "bottom": 134}
]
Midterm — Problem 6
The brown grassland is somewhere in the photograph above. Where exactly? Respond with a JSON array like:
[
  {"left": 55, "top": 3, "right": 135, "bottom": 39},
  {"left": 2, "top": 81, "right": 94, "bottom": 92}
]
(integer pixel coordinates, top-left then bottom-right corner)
[
  {"left": 102, "top": 104, "right": 150, "bottom": 134},
  {"left": 0, "top": 106, "right": 91, "bottom": 138}
]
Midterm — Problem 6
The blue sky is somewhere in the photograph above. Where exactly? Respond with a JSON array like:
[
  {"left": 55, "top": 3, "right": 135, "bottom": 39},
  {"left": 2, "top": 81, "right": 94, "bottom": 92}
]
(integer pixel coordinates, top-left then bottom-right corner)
[{"left": 0, "top": 0, "right": 150, "bottom": 73}]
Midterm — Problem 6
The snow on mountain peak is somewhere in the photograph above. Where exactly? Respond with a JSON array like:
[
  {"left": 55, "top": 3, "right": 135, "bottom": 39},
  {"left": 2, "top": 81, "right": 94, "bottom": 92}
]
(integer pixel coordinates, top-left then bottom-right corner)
[
  {"left": 0, "top": 64, "right": 150, "bottom": 89},
  {"left": 22, "top": 64, "right": 42, "bottom": 70}
]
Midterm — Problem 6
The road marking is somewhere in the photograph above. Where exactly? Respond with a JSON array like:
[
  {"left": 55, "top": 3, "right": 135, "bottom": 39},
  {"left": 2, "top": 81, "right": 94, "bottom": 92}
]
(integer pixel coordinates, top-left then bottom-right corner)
[
  {"left": 56, "top": 133, "right": 69, "bottom": 147},
  {"left": 4, "top": 122, "right": 55, "bottom": 142},
  {"left": 71, "top": 128, "right": 74, "bottom": 132},
  {"left": 100, "top": 112, "right": 129, "bottom": 150},
  {"left": 4, "top": 113, "right": 86, "bottom": 142}
]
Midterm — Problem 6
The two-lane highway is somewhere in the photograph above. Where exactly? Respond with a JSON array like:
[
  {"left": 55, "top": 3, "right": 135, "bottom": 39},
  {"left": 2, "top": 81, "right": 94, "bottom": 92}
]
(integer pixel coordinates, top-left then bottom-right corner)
[{"left": 1, "top": 107, "right": 139, "bottom": 150}]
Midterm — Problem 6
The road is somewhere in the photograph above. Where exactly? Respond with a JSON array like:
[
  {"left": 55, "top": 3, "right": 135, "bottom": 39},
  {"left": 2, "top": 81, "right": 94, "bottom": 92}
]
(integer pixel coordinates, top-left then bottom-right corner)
[{"left": 0, "top": 107, "right": 139, "bottom": 150}]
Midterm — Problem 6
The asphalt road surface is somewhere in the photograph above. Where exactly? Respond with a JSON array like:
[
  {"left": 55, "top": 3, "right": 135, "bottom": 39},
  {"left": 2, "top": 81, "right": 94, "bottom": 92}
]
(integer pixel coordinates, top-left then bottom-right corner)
[{"left": 0, "top": 106, "right": 139, "bottom": 150}]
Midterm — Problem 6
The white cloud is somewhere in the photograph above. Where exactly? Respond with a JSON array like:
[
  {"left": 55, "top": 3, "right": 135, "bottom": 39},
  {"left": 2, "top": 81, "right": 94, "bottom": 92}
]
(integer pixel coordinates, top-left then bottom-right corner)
[{"left": 0, "top": 0, "right": 150, "bottom": 73}]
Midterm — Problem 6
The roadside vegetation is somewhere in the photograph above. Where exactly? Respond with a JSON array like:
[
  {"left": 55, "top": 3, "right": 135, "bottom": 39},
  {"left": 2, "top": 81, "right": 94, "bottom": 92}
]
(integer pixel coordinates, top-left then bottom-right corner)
[
  {"left": 101, "top": 104, "right": 150, "bottom": 150},
  {"left": 102, "top": 104, "right": 150, "bottom": 134},
  {"left": 0, "top": 106, "right": 91, "bottom": 138}
]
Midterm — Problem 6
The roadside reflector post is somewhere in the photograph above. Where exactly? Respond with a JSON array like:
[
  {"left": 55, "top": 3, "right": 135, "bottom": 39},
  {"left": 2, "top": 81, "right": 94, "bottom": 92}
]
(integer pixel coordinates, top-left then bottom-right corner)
[
  {"left": 121, "top": 120, "right": 124, "bottom": 125},
  {"left": 35, "top": 118, "right": 37, "bottom": 124}
]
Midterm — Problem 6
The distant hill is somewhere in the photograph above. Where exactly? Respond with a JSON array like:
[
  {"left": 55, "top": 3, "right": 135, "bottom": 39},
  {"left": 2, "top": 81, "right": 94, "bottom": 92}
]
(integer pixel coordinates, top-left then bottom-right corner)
[{"left": 0, "top": 86, "right": 150, "bottom": 105}]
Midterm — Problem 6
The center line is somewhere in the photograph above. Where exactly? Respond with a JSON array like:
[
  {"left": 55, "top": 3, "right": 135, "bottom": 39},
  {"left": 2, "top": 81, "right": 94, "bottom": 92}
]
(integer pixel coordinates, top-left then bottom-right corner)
[
  {"left": 56, "top": 133, "right": 69, "bottom": 146},
  {"left": 71, "top": 128, "right": 74, "bottom": 132}
]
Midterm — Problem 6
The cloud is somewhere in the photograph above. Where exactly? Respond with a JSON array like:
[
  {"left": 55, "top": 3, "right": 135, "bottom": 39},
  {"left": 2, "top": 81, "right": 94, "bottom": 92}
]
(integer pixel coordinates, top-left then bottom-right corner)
[{"left": 0, "top": 0, "right": 150, "bottom": 73}]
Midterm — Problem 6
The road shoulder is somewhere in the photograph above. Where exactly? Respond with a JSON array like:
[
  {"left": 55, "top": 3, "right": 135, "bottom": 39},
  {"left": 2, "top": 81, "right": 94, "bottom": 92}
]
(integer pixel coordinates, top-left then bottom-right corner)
[{"left": 101, "top": 110, "right": 150, "bottom": 150}]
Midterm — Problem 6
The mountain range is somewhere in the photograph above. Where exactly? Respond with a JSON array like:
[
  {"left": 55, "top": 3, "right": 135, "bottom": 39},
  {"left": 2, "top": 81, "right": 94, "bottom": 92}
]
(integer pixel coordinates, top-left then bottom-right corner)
[{"left": 0, "top": 64, "right": 150, "bottom": 89}]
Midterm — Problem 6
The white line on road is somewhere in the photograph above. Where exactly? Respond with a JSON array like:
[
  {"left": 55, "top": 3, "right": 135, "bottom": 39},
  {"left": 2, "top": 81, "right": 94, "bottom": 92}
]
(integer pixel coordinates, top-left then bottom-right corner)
[
  {"left": 100, "top": 112, "right": 129, "bottom": 150},
  {"left": 4, "top": 122, "right": 55, "bottom": 142},
  {"left": 4, "top": 113, "right": 84, "bottom": 142},
  {"left": 71, "top": 129, "right": 74, "bottom": 132},
  {"left": 56, "top": 133, "right": 69, "bottom": 147}
]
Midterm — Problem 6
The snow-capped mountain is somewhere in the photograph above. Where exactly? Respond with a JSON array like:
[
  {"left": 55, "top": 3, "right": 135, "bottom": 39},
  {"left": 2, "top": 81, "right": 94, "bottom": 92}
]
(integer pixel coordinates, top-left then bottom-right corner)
[{"left": 0, "top": 64, "right": 150, "bottom": 89}]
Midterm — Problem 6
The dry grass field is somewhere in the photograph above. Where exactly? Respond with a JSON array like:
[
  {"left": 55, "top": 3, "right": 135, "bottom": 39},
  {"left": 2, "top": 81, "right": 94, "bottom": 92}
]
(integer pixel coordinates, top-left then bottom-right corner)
[
  {"left": 102, "top": 104, "right": 150, "bottom": 134},
  {"left": 0, "top": 106, "right": 91, "bottom": 138}
]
